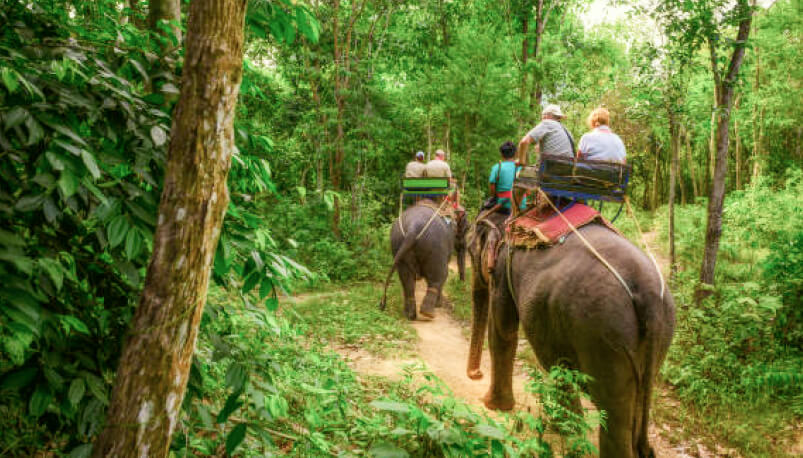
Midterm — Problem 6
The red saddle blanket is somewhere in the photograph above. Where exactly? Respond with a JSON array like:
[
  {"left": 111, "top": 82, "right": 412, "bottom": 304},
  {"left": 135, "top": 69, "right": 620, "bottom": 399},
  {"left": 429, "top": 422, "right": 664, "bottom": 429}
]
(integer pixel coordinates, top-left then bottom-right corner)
[{"left": 508, "top": 203, "right": 620, "bottom": 248}]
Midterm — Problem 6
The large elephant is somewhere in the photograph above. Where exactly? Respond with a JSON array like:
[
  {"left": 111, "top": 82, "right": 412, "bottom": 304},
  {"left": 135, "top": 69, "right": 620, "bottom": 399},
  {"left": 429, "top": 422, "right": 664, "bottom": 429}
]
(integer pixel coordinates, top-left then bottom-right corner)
[
  {"left": 467, "top": 212, "right": 675, "bottom": 458},
  {"left": 379, "top": 201, "right": 466, "bottom": 320}
]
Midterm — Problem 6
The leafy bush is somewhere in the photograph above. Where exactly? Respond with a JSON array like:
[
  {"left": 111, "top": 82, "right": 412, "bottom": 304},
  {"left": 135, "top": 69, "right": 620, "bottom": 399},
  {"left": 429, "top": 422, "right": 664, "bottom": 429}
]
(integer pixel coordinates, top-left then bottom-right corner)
[{"left": 656, "top": 170, "right": 803, "bottom": 425}]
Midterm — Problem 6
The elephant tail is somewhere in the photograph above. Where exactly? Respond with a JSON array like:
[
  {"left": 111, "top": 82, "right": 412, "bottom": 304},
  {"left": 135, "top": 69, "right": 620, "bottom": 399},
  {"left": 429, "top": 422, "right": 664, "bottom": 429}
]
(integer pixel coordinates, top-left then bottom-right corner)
[
  {"left": 632, "top": 284, "right": 672, "bottom": 458},
  {"left": 378, "top": 225, "right": 418, "bottom": 311}
]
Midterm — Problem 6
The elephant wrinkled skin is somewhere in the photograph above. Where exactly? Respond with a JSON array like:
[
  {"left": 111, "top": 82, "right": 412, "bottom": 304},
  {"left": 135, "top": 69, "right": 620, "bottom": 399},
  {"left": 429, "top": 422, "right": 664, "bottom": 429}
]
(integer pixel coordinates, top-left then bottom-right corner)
[
  {"left": 379, "top": 201, "right": 466, "bottom": 320},
  {"left": 468, "top": 213, "right": 675, "bottom": 458}
]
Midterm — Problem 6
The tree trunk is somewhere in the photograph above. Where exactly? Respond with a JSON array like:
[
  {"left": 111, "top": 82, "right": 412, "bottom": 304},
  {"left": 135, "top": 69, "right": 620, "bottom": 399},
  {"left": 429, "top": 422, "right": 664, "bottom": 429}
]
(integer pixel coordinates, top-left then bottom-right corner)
[
  {"left": 684, "top": 127, "right": 699, "bottom": 199},
  {"left": 92, "top": 1, "right": 246, "bottom": 456},
  {"left": 699, "top": 9, "right": 752, "bottom": 296},
  {"left": 651, "top": 136, "right": 659, "bottom": 210},
  {"left": 751, "top": 11, "right": 761, "bottom": 181},
  {"left": 734, "top": 95, "right": 742, "bottom": 189},
  {"left": 668, "top": 115, "right": 679, "bottom": 277},
  {"left": 148, "top": 0, "right": 182, "bottom": 42}
]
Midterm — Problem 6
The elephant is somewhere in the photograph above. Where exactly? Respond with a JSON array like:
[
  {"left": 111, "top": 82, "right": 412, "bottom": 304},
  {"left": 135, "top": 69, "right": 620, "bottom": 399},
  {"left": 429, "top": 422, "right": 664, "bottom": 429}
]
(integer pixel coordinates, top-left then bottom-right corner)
[
  {"left": 467, "top": 211, "right": 675, "bottom": 458},
  {"left": 379, "top": 200, "right": 466, "bottom": 320}
]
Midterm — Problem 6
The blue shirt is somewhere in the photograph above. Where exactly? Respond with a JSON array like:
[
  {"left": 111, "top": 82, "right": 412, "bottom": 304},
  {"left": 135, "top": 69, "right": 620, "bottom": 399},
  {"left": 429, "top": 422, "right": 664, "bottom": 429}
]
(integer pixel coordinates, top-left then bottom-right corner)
[{"left": 489, "top": 161, "right": 521, "bottom": 209}]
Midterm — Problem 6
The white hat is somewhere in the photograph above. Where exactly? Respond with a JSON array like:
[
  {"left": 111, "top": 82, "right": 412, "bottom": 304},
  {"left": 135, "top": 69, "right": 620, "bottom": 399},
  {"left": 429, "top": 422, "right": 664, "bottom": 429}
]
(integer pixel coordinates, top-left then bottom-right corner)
[
  {"left": 435, "top": 149, "right": 446, "bottom": 157},
  {"left": 542, "top": 104, "right": 565, "bottom": 118},
  {"left": 416, "top": 151, "right": 425, "bottom": 159}
]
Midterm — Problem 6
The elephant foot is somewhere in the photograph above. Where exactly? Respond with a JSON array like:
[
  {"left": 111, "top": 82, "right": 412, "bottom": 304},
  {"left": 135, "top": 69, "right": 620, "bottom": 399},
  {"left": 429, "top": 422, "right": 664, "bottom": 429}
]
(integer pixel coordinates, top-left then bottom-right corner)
[
  {"left": 482, "top": 391, "right": 515, "bottom": 411},
  {"left": 418, "top": 310, "right": 435, "bottom": 320},
  {"left": 467, "top": 368, "right": 483, "bottom": 380},
  {"left": 419, "top": 303, "right": 436, "bottom": 319}
]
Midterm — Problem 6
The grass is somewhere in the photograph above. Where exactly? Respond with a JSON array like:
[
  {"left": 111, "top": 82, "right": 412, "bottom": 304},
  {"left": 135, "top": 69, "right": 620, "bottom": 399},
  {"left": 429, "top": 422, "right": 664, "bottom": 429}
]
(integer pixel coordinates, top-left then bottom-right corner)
[{"left": 282, "top": 282, "right": 418, "bottom": 358}]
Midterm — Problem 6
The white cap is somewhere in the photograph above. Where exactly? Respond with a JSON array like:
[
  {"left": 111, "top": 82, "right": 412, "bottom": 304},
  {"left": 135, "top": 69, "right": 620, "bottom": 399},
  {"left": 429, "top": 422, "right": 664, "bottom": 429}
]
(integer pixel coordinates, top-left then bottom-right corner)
[{"left": 542, "top": 104, "right": 565, "bottom": 118}]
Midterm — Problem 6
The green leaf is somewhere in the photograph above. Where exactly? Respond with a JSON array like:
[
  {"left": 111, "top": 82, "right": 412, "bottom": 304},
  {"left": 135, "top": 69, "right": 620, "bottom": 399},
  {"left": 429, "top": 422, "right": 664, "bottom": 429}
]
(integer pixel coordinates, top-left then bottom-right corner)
[
  {"left": 264, "top": 297, "right": 278, "bottom": 312},
  {"left": 61, "top": 315, "right": 90, "bottom": 335},
  {"left": 15, "top": 195, "right": 45, "bottom": 212},
  {"left": 29, "top": 385, "right": 52, "bottom": 418},
  {"left": 82, "top": 373, "right": 108, "bottom": 405},
  {"left": 368, "top": 443, "right": 409, "bottom": 458},
  {"left": 242, "top": 271, "right": 261, "bottom": 294},
  {"left": 150, "top": 125, "right": 167, "bottom": 147},
  {"left": 49, "top": 123, "right": 87, "bottom": 147},
  {"left": 225, "top": 363, "right": 248, "bottom": 392},
  {"left": 107, "top": 216, "right": 129, "bottom": 249},
  {"left": 46, "top": 152, "right": 66, "bottom": 171},
  {"left": 226, "top": 423, "right": 247, "bottom": 455},
  {"left": 0, "top": 367, "right": 37, "bottom": 390},
  {"left": 58, "top": 170, "right": 80, "bottom": 197},
  {"left": 68, "top": 378, "right": 86, "bottom": 406},
  {"left": 259, "top": 277, "right": 273, "bottom": 301},
  {"left": 3, "top": 106, "right": 28, "bottom": 130},
  {"left": 1, "top": 67, "right": 19, "bottom": 93},
  {"left": 68, "top": 444, "right": 93, "bottom": 458},
  {"left": 124, "top": 228, "right": 143, "bottom": 260},
  {"left": 39, "top": 258, "right": 64, "bottom": 291},
  {"left": 0, "top": 229, "right": 25, "bottom": 247},
  {"left": 217, "top": 391, "right": 243, "bottom": 424},
  {"left": 80, "top": 150, "right": 102, "bottom": 179},
  {"left": 369, "top": 400, "right": 410, "bottom": 413},
  {"left": 474, "top": 424, "right": 505, "bottom": 440}
]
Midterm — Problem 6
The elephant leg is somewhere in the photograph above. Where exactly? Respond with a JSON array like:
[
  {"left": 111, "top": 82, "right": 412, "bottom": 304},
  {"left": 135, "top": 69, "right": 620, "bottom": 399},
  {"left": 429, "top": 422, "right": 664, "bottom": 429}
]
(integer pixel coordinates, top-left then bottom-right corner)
[
  {"left": 398, "top": 265, "right": 417, "bottom": 321},
  {"left": 419, "top": 284, "right": 442, "bottom": 318},
  {"left": 483, "top": 283, "right": 519, "bottom": 411},
  {"left": 588, "top": 372, "right": 639, "bottom": 458}
]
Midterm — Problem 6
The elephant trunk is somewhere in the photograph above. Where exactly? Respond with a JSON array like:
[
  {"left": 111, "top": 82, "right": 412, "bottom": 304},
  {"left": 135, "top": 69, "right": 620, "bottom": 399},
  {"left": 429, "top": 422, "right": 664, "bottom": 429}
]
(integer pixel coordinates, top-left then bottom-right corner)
[{"left": 466, "top": 272, "right": 489, "bottom": 380}]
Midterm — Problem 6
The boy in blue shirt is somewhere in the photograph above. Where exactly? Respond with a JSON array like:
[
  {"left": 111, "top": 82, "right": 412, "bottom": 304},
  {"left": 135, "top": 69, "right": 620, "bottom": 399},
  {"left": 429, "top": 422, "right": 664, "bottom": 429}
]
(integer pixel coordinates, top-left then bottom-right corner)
[{"left": 489, "top": 141, "right": 525, "bottom": 215}]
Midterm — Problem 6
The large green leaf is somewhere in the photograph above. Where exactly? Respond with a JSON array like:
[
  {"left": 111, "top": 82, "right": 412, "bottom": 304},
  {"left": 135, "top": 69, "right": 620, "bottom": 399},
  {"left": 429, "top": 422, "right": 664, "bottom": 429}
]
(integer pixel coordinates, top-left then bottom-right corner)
[
  {"left": 217, "top": 391, "right": 243, "bottom": 424},
  {"left": 107, "top": 216, "right": 129, "bottom": 249},
  {"left": 58, "top": 169, "right": 80, "bottom": 197},
  {"left": 124, "top": 228, "right": 143, "bottom": 260},
  {"left": 29, "top": 385, "right": 52, "bottom": 418},
  {"left": 226, "top": 423, "right": 247, "bottom": 455},
  {"left": 368, "top": 443, "right": 409, "bottom": 458},
  {"left": 68, "top": 378, "right": 86, "bottom": 406}
]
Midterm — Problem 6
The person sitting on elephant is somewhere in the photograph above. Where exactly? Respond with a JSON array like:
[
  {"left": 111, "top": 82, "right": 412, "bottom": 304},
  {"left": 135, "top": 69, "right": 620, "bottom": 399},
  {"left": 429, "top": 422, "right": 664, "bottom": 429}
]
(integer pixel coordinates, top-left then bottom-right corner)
[
  {"left": 489, "top": 141, "right": 526, "bottom": 215},
  {"left": 405, "top": 151, "right": 427, "bottom": 177},
  {"left": 424, "top": 149, "right": 452, "bottom": 178},
  {"left": 516, "top": 104, "right": 575, "bottom": 166},
  {"left": 578, "top": 107, "right": 626, "bottom": 163}
]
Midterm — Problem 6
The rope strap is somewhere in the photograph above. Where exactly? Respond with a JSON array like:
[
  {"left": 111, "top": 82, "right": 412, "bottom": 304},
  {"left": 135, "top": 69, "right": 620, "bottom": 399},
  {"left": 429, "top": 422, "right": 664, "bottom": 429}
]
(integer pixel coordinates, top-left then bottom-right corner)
[
  {"left": 396, "top": 198, "right": 450, "bottom": 241},
  {"left": 536, "top": 188, "right": 634, "bottom": 300},
  {"left": 624, "top": 196, "right": 666, "bottom": 300}
]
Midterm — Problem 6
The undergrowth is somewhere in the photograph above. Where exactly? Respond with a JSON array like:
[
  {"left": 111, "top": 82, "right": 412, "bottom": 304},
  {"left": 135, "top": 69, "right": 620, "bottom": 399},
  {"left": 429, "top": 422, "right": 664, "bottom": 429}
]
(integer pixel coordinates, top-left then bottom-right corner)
[{"left": 651, "top": 171, "right": 803, "bottom": 456}]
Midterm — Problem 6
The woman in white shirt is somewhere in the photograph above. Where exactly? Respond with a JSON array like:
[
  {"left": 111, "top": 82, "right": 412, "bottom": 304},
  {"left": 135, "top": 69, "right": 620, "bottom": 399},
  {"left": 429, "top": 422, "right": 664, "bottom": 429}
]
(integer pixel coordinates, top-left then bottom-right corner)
[{"left": 577, "top": 107, "right": 626, "bottom": 163}]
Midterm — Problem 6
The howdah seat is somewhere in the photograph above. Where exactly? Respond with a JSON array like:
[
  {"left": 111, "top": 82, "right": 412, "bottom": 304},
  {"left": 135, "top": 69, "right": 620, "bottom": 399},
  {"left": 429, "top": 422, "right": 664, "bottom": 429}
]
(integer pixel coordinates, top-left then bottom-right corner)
[{"left": 515, "top": 153, "right": 632, "bottom": 221}]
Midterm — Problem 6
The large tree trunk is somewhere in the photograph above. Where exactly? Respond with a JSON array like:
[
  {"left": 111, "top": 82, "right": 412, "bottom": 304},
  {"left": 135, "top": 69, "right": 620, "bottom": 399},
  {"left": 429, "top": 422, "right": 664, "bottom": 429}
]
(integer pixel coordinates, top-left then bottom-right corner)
[
  {"left": 698, "top": 9, "right": 752, "bottom": 296},
  {"left": 91, "top": 1, "right": 247, "bottom": 456},
  {"left": 148, "top": 0, "right": 182, "bottom": 42}
]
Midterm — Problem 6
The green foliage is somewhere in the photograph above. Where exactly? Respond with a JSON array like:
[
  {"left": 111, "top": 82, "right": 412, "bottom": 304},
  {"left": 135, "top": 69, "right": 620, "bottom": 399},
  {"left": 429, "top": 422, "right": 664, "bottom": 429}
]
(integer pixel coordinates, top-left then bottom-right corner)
[{"left": 0, "top": 1, "right": 311, "bottom": 453}]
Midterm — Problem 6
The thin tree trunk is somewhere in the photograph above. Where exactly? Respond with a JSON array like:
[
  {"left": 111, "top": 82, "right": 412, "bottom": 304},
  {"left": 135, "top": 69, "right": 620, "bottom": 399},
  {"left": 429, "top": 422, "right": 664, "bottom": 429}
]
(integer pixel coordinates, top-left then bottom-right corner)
[
  {"left": 92, "top": 1, "right": 246, "bottom": 456},
  {"left": 651, "top": 137, "right": 659, "bottom": 210},
  {"left": 751, "top": 9, "right": 761, "bottom": 181},
  {"left": 684, "top": 128, "right": 699, "bottom": 199},
  {"left": 734, "top": 95, "right": 742, "bottom": 189},
  {"left": 148, "top": 0, "right": 182, "bottom": 42},
  {"left": 669, "top": 116, "right": 679, "bottom": 277},
  {"left": 699, "top": 8, "right": 753, "bottom": 295}
]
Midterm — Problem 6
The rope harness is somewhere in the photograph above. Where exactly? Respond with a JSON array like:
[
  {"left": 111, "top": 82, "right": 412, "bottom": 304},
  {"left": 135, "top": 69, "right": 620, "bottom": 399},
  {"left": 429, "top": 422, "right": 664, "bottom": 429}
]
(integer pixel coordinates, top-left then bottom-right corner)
[
  {"left": 502, "top": 189, "right": 635, "bottom": 305},
  {"left": 624, "top": 196, "right": 666, "bottom": 300},
  {"left": 397, "top": 197, "right": 450, "bottom": 240}
]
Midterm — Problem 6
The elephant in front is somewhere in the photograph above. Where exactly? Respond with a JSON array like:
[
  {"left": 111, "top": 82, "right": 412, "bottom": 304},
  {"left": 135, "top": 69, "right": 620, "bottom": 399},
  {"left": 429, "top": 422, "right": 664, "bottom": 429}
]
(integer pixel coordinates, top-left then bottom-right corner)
[
  {"left": 379, "top": 201, "right": 466, "bottom": 320},
  {"left": 467, "top": 212, "right": 675, "bottom": 458}
]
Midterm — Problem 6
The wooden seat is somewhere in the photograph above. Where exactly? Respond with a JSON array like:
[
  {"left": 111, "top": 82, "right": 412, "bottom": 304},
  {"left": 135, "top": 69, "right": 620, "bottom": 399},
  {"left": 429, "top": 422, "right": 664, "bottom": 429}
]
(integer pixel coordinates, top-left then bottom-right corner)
[{"left": 515, "top": 154, "right": 631, "bottom": 203}]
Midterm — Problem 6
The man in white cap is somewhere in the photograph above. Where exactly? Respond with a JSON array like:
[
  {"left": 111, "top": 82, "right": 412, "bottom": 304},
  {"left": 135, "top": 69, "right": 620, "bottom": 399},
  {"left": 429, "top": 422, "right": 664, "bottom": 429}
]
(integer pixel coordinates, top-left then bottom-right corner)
[
  {"left": 424, "top": 149, "right": 452, "bottom": 178},
  {"left": 516, "top": 104, "right": 575, "bottom": 165},
  {"left": 405, "top": 151, "right": 427, "bottom": 177}
]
